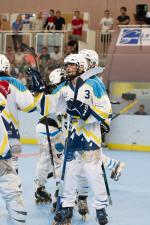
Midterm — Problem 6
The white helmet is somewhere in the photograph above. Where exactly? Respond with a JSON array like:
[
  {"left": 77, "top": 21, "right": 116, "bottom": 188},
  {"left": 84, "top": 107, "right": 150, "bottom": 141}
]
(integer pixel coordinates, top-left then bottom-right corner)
[
  {"left": 64, "top": 54, "right": 88, "bottom": 72},
  {"left": 49, "top": 68, "right": 63, "bottom": 85},
  {"left": 79, "top": 49, "right": 99, "bottom": 66},
  {"left": 0, "top": 54, "right": 10, "bottom": 72}
]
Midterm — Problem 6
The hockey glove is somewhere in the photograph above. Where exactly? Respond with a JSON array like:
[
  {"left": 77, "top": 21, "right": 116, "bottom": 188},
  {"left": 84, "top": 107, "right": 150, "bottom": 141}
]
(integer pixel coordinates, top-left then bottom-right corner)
[
  {"left": 0, "top": 80, "right": 10, "bottom": 98},
  {"left": 100, "top": 122, "right": 110, "bottom": 135},
  {"left": 67, "top": 99, "right": 91, "bottom": 120},
  {"left": 26, "top": 68, "right": 45, "bottom": 93}
]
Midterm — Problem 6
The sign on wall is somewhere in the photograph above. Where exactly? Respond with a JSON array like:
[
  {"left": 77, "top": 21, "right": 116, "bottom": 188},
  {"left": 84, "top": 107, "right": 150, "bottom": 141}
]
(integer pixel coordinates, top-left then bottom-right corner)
[{"left": 116, "top": 28, "right": 150, "bottom": 46}]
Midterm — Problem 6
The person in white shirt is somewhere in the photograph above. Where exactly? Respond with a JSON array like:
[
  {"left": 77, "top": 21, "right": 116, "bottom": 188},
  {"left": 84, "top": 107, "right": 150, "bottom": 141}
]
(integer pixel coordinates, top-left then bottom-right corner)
[
  {"left": 100, "top": 10, "right": 114, "bottom": 53},
  {"left": 31, "top": 12, "right": 44, "bottom": 31},
  {"left": 100, "top": 9, "right": 114, "bottom": 33},
  {"left": 50, "top": 46, "right": 63, "bottom": 65}
]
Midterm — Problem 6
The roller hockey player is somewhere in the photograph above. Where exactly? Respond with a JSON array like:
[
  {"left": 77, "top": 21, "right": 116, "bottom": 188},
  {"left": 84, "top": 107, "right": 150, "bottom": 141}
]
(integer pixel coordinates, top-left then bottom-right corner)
[
  {"left": 79, "top": 49, "right": 125, "bottom": 179},
  {"left": 0, "top": 80, "right": 27, "bottom": 225},
  {"left": 75, "top": 49, "right": 125, "bottom": 217},
  {"left": 0, "top": 54, "right": 35, "bottom": 173},
  {"left": 35, "top": 116, "right": 64, "bottom": 205},
  {"left": 33, "top": 68, "right": 65, "bottom": 206},
  {"left": 32, "top": 53, "right": 112, "bottom": 225}
]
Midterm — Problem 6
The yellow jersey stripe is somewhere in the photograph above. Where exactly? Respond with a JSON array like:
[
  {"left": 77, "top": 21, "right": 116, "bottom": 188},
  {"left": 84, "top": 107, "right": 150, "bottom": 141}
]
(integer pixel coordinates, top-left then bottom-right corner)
[
  {"left": 3, "top": 110, "right": 19, "bottom": 126},
  {"left": 0, "top": 99, "right": 6, "bottom": 107},
  {"left": 92, "top": 106, "right": 110, "bottom": 119},
  {"left": 0, "top": 131, "right": 9, "bottom": 156},
  {"left": 22, "top": 102, "right": 35, "bottom": 112},
  {"left": 76, "top": 126, "right": 101, "bottom": 145}
]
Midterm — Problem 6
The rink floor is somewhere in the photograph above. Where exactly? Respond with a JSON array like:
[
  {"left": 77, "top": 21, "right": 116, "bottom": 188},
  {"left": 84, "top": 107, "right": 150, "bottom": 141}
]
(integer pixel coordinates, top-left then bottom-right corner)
[{"left": 0, "top": 145, "right": 150, "bottom": 225}]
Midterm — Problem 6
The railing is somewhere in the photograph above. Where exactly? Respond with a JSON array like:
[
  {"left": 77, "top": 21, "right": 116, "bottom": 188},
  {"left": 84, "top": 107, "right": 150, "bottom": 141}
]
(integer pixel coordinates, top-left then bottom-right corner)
[
  {"left": 96, "top": 30, "right": 115, "bottom": 59},
  {"left": 0, "top": 30, "right": 70, "bottom": 54}
]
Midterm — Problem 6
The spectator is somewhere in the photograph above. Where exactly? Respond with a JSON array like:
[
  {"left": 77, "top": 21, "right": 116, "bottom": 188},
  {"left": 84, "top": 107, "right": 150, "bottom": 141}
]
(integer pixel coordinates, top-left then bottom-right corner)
[
  {"left": 134, "top": 104, "right": 148, "bottom": 115},
  {"left": 14, "top": 48, "right": 25, "bottom": 69},
  {"left": 67, "top": 39, "right": 78, "bottom": 53},
  {"left": 22, "top": 14, "right": 31, "bottom": 30},
  {"left": 71, "top": 10, "right": 84, "bottom": 40},
  {"left": 43, "top": 9, "right": 56, "bottom": 30},
  {"left": 5, "top": 46, "right": 15, "bottom": 65},
  {"left": 31, "top": 12, "right": 44, "bottom": 31},
  {"left": 100, "top": 9, "right": 114, "bottom": 52},
  {"left": 50, "top": 46, "right": 63, "bottom": 65},
  {"left": 54, "top": 11, "right": 66, "bottom": 30},
  {"left": 39, "top": 46, "right": 50, "bottom": 76},
  {"left": 100, "top": 9, "right": 114, "bottom": 33},
  {"left": 24, "top": 47, "right": 37, "bottom": 69},
  {"left": 64, "top": 44, "right": 73, "bottom": 57},
  {"left": 117, "top": 7, "right": 130, "bottom": 25},
  {"left": 12, "top": 14, "right": 23, "bottom": 51}
]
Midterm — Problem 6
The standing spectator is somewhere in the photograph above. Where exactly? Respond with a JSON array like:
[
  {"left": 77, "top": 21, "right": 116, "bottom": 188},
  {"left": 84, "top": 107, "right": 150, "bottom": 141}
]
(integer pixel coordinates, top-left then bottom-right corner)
[
  {"left": 43, "top": 9, "right": 56, "bottom": 30},
  {"left": 54, "top": 11, "right": 66, "bottom": 30},
  {"left": 71, "top": 10, "right": 84, "bottom": 40},
  {"left": 11, "top": 14, "right": 23, "bottom": 51},
  {"left": 100, "top": 9, "right": 114, "bottom": 33},
  {"left": 22, "top": 14, "right": 31, "bottom": 30},
  {"left": 31, "top": 12, "right": 44, "bottom": 31},
  {"left": 39, "top": 46, "right": 50, "bottom": 77},
  {"left": 50, "top": 46, "right": 63, "bottom": 65},
  {"left": 117, "top": 7, "right": 130, "bottom": 25},
  {"left": 134, "top": 104, "right": 148, "bottom": 115},
  {"left": 100, "top": 9, "right": 114, "bottom": 54}
]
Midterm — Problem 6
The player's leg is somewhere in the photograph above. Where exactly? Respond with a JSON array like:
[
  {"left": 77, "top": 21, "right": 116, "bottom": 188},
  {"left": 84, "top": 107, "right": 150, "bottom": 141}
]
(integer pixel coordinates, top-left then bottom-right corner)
[
  {"left": 0, "top": 159, "right": 27, "bottom": 225},
  {"left": 83, "top": 150, "right": 108, "bottom": 225}
]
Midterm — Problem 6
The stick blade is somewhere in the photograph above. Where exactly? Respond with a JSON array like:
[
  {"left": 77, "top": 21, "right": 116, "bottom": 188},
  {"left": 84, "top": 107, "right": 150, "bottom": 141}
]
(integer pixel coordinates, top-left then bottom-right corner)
[{"left": 81, "top": 66, "right": 104, "bottom": 82}]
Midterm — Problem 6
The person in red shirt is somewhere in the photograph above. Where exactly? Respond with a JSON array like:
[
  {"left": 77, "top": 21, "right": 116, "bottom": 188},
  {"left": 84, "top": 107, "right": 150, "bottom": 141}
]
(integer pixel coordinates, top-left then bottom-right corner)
[
  {"left": 71, "top": 10, "right": 84, "bottom": 40},
  {"left": 43, "top": 9, "right": 56, "bottom": 30}
]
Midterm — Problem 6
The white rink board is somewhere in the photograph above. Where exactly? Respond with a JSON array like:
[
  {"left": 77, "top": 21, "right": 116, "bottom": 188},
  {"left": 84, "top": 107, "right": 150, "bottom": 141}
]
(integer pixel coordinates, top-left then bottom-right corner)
[
  {"left": 18, "top": 111, "right": 150, "bottom": 147},
  {"left": 107, "top": 115, "right": 150, "bottom": 145}
]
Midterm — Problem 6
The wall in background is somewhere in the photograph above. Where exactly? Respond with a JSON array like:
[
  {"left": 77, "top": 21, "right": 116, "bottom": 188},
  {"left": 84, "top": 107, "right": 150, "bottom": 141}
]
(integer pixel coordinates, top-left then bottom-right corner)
[{"left": 0, "top": 0, "right": 150, "bottom": 29}]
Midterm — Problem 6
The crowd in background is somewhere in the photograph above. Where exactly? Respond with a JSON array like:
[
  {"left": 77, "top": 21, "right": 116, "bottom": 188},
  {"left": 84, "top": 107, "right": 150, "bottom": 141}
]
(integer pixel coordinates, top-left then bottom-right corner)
[{"left": 0, "top": 6, "right": 145, "bottom": 86}]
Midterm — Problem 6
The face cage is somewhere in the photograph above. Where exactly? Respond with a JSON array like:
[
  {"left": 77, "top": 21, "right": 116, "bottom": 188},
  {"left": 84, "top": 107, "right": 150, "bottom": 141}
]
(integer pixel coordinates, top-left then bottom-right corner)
[{"left": 64, "top": 62, "right": 82, "bottom": 78}]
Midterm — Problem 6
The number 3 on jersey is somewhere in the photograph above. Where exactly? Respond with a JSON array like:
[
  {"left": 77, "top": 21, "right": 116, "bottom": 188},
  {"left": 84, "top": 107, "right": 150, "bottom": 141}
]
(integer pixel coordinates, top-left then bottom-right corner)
[{"left": 85, "top": 90, "right": 90, "bottom": 99}]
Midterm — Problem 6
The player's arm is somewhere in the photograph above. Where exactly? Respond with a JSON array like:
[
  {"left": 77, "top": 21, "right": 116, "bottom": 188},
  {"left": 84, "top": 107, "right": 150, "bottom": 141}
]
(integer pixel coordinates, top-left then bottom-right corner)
[
  {"left": 0, "top": 80, "right": 11, "bottom": 157},
  {"left": 85, "top": 80, "right": 112, "bottom": 125},
  {"left": 35, "top": 83, "right": 66, "bottom": 117},
  {"left": 66, "top": 78, "right": 112, "bottom": 124},
  {"left": 13, "top": 79, "right": 36, "bottom": 113},
  {"left": 0, "top": 80, "right": 10, "bottom": 112}
]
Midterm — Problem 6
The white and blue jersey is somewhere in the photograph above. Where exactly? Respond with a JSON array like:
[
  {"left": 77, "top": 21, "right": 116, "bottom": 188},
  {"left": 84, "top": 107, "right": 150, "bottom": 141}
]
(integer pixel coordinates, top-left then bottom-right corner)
[
  {"left": 0, "top": 93, "right": 11, "bottom": 160},
  {"left": 0, "top": 73, "right": 35, "bottom": 140},
  {"left": 35, "top": 75, "right": 112, "bottom": 152}
]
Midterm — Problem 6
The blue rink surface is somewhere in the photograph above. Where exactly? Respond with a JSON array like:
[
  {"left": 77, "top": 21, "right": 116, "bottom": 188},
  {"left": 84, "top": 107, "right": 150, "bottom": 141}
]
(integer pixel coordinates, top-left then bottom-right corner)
[{"left": 0, "top": 145, "right": 150, "bottom": 225}]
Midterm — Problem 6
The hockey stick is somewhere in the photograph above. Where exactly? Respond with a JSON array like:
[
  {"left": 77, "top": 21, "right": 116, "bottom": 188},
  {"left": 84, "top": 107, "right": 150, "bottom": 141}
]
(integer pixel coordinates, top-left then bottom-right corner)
[
  {"left": 55, "top": 68, "right": 98, "bottom": 212},
  {"left": 21, "top": 43, "right": 56, "bottom": 178},
  {"left": 112, "top": 99, "right": 138, "bottom": 120},
  {"left": 101, "top": 162, "right": 112, "bottom": 205}
]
